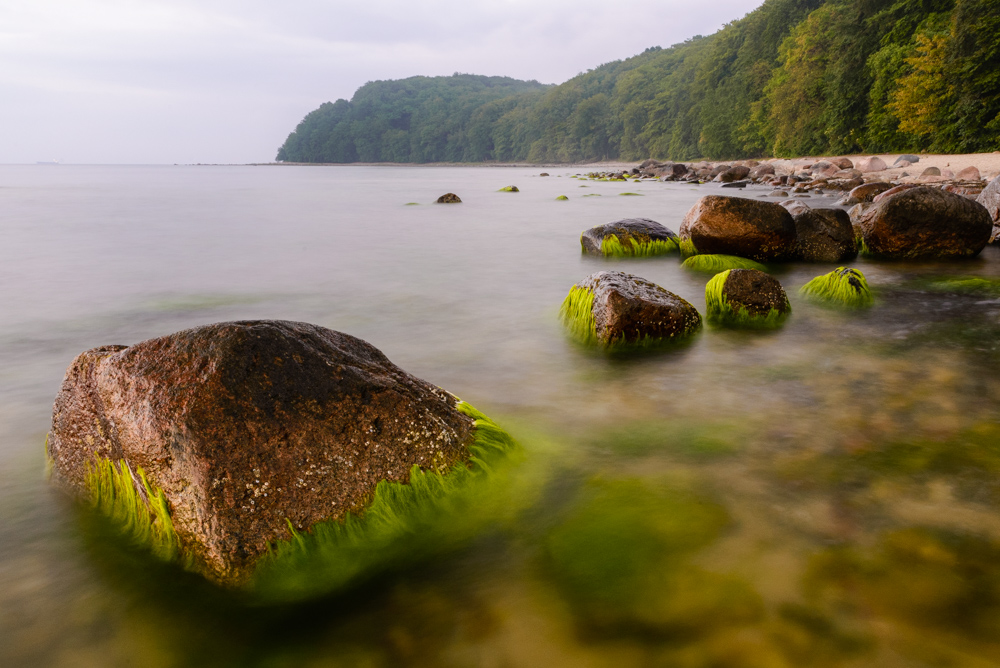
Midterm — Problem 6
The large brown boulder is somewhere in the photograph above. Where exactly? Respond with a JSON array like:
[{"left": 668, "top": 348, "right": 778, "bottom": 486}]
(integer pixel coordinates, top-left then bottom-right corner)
[
  {"left": 855, "top": 156, "right": 887, "bottom": 173},
  {"left": 580, "top": 218, "right": 678, "bottom": 255},
  {"left": 716, "top": 165, "right": 751, "bottom": 183},
  {"left": 49, "top": 321, "right": 485, "bottom": 586},
  {"left": 564, "top": 271, "right": 701, "bottom": 346},
  {"left": 842, "top": 182, "right": 893, "bottom": 205},
  {"left": 858, "top": 186, "right": 993, "bottom": 259},
  {"left": 679, "top": 196, "right": 797, "bottom": 261},
  {"left": 706, "top": 269, "right": 790, "bottom": 328},
  {"left": 749, "top": 163, "right": 776, "bottom": 180},
  {"left": 978, "top": 176, "right": 1000, "bottom": 243},
  {"left": 791, "top": 208, "right": 857, "bottom": 262}
]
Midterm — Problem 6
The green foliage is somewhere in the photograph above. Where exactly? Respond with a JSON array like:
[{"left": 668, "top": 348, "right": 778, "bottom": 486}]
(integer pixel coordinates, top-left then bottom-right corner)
[
  {"left": 705, "top": 270, "right": 789, "bottom": 329},
  {"left": 598, "top": 234, "right": 679, "bottom": 257},
  {"left": 84, "top": 457, "right": 178, "bottom": 561},
  {"left": 682, "top": 254, "right": 767, "bottom": 273},
  {"left": 277, "top": 0, "right": 999, "bottom": 162},
  {"left": 799, "top": 267, "right": 874, "bottom": 307},
  {"left": 250, "top": 401, "right": 521, "bottom": 602}
]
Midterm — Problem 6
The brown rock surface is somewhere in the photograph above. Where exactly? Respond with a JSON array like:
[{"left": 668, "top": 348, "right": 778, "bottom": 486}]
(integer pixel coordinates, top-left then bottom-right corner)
[
  {"left": 791, "top": 208, "right": 857, "bottom": 262},
  {"left": 580, "top": 218, "right": 678, "bottom": 255},
  {"left": 577, "top": 271, "right": 701, "bottom": 344},
  {"left": 721, "top": 269, "right": 790, "bottom": 317},
  {"left": 49, "top": 320, "right": 477, "bottom": 585},
  {"left": 679, "top": 196, "right": 797, "bottom": 261},
  {"left": 436, "top": 193, "right": 461, "bottom": 203},
  {"left": 858, "top": 186, "right": 993, "bottom": 259}
]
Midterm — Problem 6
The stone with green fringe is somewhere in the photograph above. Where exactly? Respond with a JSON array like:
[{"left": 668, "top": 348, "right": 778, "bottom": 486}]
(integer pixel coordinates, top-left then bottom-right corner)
[
  {"left": 682, "top": 254, "right": 767, "bottom": 273},
  {"left": 560, "top": 270, "right": 701, "bottom": 348},
  {"left": 680, "top": 196, "right": 797, "bottom": 261},
  {"left": 705, "top": 269, "right": 790, "bottom": 329},
  {"left": 48, "top": 321, "right": 520, "bottom": 600},
  {"left": 580, "top": 218, "right": 679, "bottom": 257},
  {"left": 800, "top": 267, "right": 873, "bottom": 308},
  {"left": 498, "top": 185, "right": 519, "bottom": 192}
]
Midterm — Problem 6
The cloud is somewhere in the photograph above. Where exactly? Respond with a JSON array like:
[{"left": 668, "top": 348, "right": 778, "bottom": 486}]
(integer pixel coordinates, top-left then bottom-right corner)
[{"left": 0, "top": 0, "right": 765, "bottom": 163}]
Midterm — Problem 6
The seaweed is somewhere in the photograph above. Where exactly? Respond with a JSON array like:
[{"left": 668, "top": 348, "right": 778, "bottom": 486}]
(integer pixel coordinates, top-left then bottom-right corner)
[
  {"left": 679, "top": 237, "right": 698, "bottom": 259},
  {"left": 682, "top": 254, "right": 767, "bottom": 273},
  {"left": 556, "top": 195, "right": 569, "bottom": 200},
  {"left": 800, "top": 267, "right": 873, "bottom": 308},
  {"left": 559, "top": 285, "right": 599, "bottom": 346},
  {"left": 705, "top": 270, "right": 788, "bottom": 329},
  {"left": 618, "top": 192, "right": 643, "bottom": 196},
  {"left": 249, "top": 401, "right": 521, "bottom": 602},
  {"left": 599, "top": 234, "right": 678, "bottom": 258},
  {"left": 83, "top": 457, "right": 178, "bottom": 561}
]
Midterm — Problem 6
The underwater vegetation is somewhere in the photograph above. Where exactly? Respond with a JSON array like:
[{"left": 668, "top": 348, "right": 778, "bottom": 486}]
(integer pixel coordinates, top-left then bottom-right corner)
[
  {"left": 78, "top": 402, "right": 522, "bottom": 603},
  {"left": 599, "top": 234, "right": 678, "bottom": 258},
  {"left": 682, "top": 254, "right": 767, "bottom": 273},
  {"left": 705, "top": 270, "right": 789, "bottom": 329},
  {"left": 800, "top": 267, "right": 873, "bottom": 308},
  {"left": 559, "top": 286, "right": 598, "bottom": 347},
  {"left": 924, "top": 276, "right": 1000, "bottom": 297}
]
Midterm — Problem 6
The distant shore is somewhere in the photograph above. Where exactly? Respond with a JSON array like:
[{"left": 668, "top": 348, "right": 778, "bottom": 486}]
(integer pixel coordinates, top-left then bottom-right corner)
[{"left": 250, "top": 152, "right": 1000, "bottom": 180}]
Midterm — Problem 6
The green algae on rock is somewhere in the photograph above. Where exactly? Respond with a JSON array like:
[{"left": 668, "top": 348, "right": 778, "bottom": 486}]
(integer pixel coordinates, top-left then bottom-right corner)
[
  {"left": 800, "top": 267, "right": 873, "bottom": 308},
  {"left": 580, "top": 218, "right": 679, "bottom": 257},
  {"left": 559, "top": 271, "right": 701, "bottom": 349},
  {"left": 48, "top": 321, "right": 520, "bottom": 600},
  {"left": 705, "top": 269, "right": 790, "bottom": 329},
  {"left": 556, "top": 195, "right": 568, "bottom": 200},
  {"left": 498, "top": 185, "right": 519, "bottom": 192},
  {"left": 682, "top": 254, "right": 767, "bottom": 273}
]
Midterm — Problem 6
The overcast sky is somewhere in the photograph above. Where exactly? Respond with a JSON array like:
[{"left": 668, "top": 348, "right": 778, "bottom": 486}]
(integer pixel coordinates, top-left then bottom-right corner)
[{"left": 1, "top": 1, "right": 765, "bottom": 164}]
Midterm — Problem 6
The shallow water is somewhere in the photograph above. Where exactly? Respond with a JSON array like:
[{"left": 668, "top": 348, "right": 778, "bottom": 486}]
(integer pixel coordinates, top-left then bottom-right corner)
[{"left": 3, "top": 165, "right": 1000, "bottom": 667}]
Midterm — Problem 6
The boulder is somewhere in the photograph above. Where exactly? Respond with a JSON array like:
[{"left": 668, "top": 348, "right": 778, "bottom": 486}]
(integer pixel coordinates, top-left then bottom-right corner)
[
  {"left": 873, "top": 183, "right": 921, "bottom": 203},
  {"left": 715, "top": 165, "right": 750, "bottom": 183},
  {"left": 957, "top": 166, "right": 981, "bottom": 181},
  {"left": 652, "top": 162, "right": 689, "bottom": 179},
  {"left": 48, "top": 321, "right": 503, "bottom": 587},
  {"left": 845, "top": 182, "right": 893, "bottom": 204},
  {"left": 895, "top": 160, "right": 913, "bottom": 168},
  {"left": 560, "top": 271, "right": 702, "bottom": 346},
  {"left": 749, "top": 163, "right": 776, "bottom": 180},
  {"left": 680, "top": 196, "right": 797, "bottom": 262},
  {"left": 977, "top": 176, "right": 1000, "bottom": 243},
  {"left": 539, "top": 172, "right": 550, "bottom": 177},
  {"left": 498, "top": 185, "right": 520, "bottom": 192},
  {"left": 848, "top": 203, "right": 873, "bottom": 236},
  {"left": 639, "top": 159, "right": 663, "bottom": 169},
  {"left": 920, "top": 166, "right": 941, "bottom": 177},
  {"left": 942, "top": 169, "right": 956, "bottom": 179},
  {"left": 857, "top": 186, "right": 993, "bottom": 259},
  {"left": 825, "top": 177, "right": 865, "bottom": 191},
  {"left": 832, "top": 169, "right": 863, "bottom": 180},
  {"left": 709, "top": 164, "right": 732, "bottom": 178},
  {"left": 706, "top": 269, "right": 790, "bottom": 328},
  {"left": 830, "top": 157, "right": 854, "bottom": 170},
  {"left": 436, "top": 193, "right": 461, "bottom": 203},
  {"left": 855, "top": 156, "right": 888, "bottom": 173},
  {"left": 580, "top": 218, "right": 679, "bottom": 256},
  {"left": 894, "top": 154, "right": 920, "bottom": 165},
  {"left": 791, "top": 208, "right": 857, "bottom": 262}
]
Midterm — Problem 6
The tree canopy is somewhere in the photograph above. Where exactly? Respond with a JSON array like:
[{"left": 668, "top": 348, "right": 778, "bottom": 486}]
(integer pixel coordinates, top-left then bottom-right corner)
[{"left": 276, "top": 0, "right": 1000, "bottom": 163}]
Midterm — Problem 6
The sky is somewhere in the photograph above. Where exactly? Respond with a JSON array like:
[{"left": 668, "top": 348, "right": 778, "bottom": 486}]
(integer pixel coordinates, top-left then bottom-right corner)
[{"left": 1, "top": 1, "right": 766, "bottom": 164}]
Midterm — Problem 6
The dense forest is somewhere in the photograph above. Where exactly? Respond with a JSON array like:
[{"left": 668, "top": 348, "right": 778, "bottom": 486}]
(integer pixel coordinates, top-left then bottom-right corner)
[{"left": 276, "top": 0, "right": 1000, "bottom": 163}]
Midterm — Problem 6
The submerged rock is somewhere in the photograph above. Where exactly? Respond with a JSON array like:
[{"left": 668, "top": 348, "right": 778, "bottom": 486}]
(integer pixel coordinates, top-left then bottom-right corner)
[
  {"left": 705, "top": 269, "right": 790, "bottom": 329},
  {"left": 679, "top": 196, "right": 797, "bottom": 262},
  {"left": 580, "top": 218, "right": 679, "bottom": 257},
  {"left": 800, "top": 267, "right": 873, "bottom": 308},
  {"left": 560, "top": 271, "right": 701, "bottom": 347},
  {"left": 858, "top": 186, "right": 993, "bottom": 259},
  {"left": 791, "top": 207, "right": 857, "bottom": 263},
  {"left": 436, "top": 193, "right": 461, "bottom": 203},
  {"left": 49, "top": 321, "right": 514, "bottom": 591},
  {"left": 498, "top": 185, "right": 519, "bottom": 192}
]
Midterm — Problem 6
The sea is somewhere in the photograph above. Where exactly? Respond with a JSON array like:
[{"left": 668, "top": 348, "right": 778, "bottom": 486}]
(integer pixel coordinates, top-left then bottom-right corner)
[{"left": 2, "top": 164, "right": 1000, "bottom": 667}]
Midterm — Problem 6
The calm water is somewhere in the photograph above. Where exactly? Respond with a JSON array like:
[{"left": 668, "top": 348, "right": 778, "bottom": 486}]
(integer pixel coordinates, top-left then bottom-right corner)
[{"left": 3, "top": 165, "right": 1000, "bottom": 667}]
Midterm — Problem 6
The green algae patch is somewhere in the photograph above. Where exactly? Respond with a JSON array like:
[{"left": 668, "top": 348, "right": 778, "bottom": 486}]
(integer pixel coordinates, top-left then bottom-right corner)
[
  {"left": 498, "top": 185, "right": 519, "bottom": 192},
  {"left": 682, "top": 254, "right": 766, "bottom": 273},
  {"left": 619, "top": 192, "right": 642, "bottom": 196},
  {"left": 84, "top": 457, "right": 179, "bottom": 562},
  {"left": 705, "top": 270, "right": 789, "bottom": 329},
  {"left": 556, "top": 195, "right": 569, "bottom": 200},
  {"left": 583, "top": 193, "right": 601, "bottom": 197},
  {"left": 599, "top": 234, "right": 678, "bottom": 258},
  {"left": 248, "top": 401, "right": 521, "bottom": 603},
  {"left": 924, "top": 276, "right": 1000, "bottom": 297},
  {"left": 544, "top": 477, "right": 761, "bottom": 635},
  {"left": 559, "top": 285, "right": 598, "bottom": 347},
  {"left": 800, "top": 267, "right": 873, "bottom": 308},
  {"left": 404, "top": 202, "right": 419, "bottom": 206},
  {"left": 679, "top": 237, "right": 698, "bottom": 259}
]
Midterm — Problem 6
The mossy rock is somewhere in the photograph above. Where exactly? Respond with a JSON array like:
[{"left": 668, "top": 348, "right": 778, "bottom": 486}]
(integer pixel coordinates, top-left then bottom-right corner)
[
  {"left": 498, "top": 185, "right": 520, "bottom": 192},
  {"left": 705, "top": 269, "right": 790, "bottom": 329},
  {"left": 436, "top": 193, "right": 461, "bottom": 204},
  {"left": 800, "top": 267, "right": 873, "bottom": 308},
  {"left": 682, "top": 254, "right": 767, "bottom": 273},
  {"left": 48, "top": 321, "right": 520, "bottom": 602},
  {"left": 556, "top": 195, "right": 569, "bottom": 200},
  {"left": 560, "top": 270, "right": 701, "bottom": 349},
  {"left": 580, "top": 218, "right": 679, "bottom": 257}
]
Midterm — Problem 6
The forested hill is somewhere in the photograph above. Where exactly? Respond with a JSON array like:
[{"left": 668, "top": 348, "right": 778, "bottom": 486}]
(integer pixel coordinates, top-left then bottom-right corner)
[{"left": 276, "top": 0, "right": 1000, "bottom": 163}]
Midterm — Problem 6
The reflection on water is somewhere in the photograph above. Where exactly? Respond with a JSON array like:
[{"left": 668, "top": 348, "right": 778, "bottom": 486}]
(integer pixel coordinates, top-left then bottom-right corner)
[{"left": 3, "top": 165, "right": 1000, "bottom": 666}]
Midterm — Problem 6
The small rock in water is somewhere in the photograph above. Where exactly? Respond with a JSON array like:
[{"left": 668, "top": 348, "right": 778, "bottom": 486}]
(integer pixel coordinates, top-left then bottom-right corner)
[
  {"left": 705, "top": 269, "right": 790, "bottom": 329},
  {"left": 539, "top": 172, "right": 550, "bottom": 177},
  {"left": 560, "top": 271, "right": 701, "bottom": 347},
  {"left": 437, "top": 193, "right": 462, "bottom": 203},
  {"left": 498, "top": 185, "right": 519, "bottom": 192},
  {"left": 580, "top": 218, "right": 679, "bottom": 257}
]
